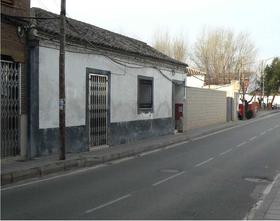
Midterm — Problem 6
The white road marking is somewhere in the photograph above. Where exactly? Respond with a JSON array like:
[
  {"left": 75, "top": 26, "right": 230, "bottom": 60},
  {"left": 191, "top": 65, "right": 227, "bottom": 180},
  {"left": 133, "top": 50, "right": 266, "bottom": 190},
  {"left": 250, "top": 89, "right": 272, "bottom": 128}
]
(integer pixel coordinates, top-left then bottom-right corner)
[
  {"left": 267, "top": 127, "right": 274, "bottom": 132},
  {"left": 260, "top": 131, "right": 267, "bottom": 136},
  {"left": 108, "top": 156, "right": 136, "bottom": 164},
  {"left": 164, "top": 140, "right": 190, "bottom": 150},
  {"left": 84, "top": 194, "right": 131, "bottom": 214},
  {"left": 0, "top": 140, "right": 187, "bottom": 192},
  {"left": 152, "top": 171, "right": 185, "bottom": 186},
  {"left": 244, "top": 174, "right": 280, "bottom": 220},
  {"left": 219, "top": 148, "right": 233, "bottom": 156},
  {"left": 1, "top": 164, "right": 107, "bottom": 191},
  {"left": 263, "top": 174, "right": 280, "bottom": 195},
  {"left": 273, "top": 124, "right": 280, "bottom": 129},
  {"left": 3, "top": 113, "right": 279, "bottom": 192},
  {"left": 249, "top": 136, "right": 257, "bottom": 141},
  {"left": 194, "top": 157, "right": 214, "bottom": 167},
  {"left": 191, "top": 112, "right": 280, "bottom": 142},
  {"left": 138, "top": 149, "right": 161, "bottom": 157},
  {"left": 139, "top": 140, "right": 190, "bottom": 156},
  {"left": 236, "top": 141, "right": 247, "bottom": 148},
  {"left": 191, "top": 126, "right": 241, "bottom": 141}
]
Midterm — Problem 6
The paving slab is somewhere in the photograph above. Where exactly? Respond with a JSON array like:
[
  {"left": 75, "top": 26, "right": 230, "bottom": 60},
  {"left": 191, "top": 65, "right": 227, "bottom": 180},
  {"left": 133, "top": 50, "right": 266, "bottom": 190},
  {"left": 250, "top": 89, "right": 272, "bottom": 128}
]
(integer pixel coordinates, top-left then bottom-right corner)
[{"left": 250, "top": 173, "right": 280, "bottom": 220}]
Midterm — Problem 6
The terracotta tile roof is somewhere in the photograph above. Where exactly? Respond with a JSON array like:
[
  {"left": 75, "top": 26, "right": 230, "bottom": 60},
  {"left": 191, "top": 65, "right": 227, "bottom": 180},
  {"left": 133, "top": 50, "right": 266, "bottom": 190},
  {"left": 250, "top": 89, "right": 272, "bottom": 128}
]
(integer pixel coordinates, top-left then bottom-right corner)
[{"left": 186, "top": 67, "right": 206, "bottom": 76}]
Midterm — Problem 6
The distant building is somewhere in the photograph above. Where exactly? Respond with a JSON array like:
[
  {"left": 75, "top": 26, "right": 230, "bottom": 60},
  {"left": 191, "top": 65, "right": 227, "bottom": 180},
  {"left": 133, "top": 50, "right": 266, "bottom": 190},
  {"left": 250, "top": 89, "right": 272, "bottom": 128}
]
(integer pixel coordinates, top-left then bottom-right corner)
[{"left": 203, "top": 80, "right": 240, "bottom": 98}]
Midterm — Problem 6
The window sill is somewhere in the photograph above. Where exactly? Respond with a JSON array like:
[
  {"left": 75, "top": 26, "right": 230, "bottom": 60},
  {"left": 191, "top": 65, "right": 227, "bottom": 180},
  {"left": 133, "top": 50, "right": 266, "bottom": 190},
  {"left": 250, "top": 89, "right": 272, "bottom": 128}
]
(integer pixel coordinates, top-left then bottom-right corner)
[{"left": 138, "top": 108, "right": 153, "bottom": 114}]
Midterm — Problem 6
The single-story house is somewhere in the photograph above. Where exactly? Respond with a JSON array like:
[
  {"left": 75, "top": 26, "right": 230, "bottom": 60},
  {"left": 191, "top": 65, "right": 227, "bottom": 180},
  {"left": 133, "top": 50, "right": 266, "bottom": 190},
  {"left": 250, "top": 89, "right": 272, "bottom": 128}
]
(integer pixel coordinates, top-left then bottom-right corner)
[{"left": 27, "top": 8, "right": 188, "bottom": 157}]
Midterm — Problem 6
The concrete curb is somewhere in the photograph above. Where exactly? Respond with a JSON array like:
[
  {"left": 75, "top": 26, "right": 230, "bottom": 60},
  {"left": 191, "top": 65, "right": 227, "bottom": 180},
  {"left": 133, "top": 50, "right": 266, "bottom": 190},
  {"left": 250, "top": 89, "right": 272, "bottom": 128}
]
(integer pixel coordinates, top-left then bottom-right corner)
[
  {"left": 0, "top": 126, "right": 226, "bottom": 186},
  {"left": 251, "top": 174, "right": 280, "bottom": 220},
  {"left": 1, "top": 110, "right": 279, "bottom": 186},
  {"left": 0, "top": 134, "right": 194, "bottom": 186},
  {"left": 1, "top": 158, "right": 102, "bottom": 186}
]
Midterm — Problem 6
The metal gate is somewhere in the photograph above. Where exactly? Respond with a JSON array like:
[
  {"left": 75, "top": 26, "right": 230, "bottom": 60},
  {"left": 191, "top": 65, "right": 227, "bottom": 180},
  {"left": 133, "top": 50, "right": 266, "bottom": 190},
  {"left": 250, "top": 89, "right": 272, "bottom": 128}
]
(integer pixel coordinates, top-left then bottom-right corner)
[
  {"left": 226, "top": 97, "right": 233, "bottom": 122},
  {"left": 88, "top": 74, "right": 108, "bottom": 148},
  {"left": 1, "top": 61, "right": 21, "bottom": 158}
]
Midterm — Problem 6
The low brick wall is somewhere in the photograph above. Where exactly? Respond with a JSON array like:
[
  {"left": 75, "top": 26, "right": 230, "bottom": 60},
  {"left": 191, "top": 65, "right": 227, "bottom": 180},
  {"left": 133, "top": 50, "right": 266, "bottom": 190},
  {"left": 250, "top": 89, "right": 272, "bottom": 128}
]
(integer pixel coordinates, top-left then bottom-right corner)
[{"left": 184, "top": 87, "right": 227, "bottom": 130}]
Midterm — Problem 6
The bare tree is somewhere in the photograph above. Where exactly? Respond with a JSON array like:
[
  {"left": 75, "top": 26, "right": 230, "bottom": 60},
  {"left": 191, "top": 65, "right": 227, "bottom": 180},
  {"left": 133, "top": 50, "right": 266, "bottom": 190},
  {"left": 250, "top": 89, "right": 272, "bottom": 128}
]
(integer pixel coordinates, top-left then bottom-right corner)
[
  {"left": 152, "top": 30, "right": 188, "bottom": 63},
  {"left": 173, "top": 36, "right": 188, "bottom": 62},
  {"left": 191, "top": 28, "right": 257, "bottom": 85}
]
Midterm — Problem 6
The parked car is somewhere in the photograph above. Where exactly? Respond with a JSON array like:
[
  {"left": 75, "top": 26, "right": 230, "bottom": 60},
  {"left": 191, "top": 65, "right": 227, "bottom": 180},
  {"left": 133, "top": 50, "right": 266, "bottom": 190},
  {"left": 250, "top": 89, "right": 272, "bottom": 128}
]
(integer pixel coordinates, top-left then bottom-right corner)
[{"left": 238, "top": 103, "right": 256, "bottom": 120}]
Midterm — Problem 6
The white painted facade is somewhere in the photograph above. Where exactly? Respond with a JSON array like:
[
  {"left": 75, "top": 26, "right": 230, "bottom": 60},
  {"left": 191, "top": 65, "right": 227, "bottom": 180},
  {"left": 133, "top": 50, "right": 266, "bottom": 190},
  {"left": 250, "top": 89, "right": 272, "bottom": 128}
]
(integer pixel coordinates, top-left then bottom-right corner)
[
  {"left": 202, "top": 80, "right": 240, "bottom": 98},
  {"left": 38, "top": 46, "right": 186, "bottom": 129},
  {"left": 186, "top": 75, "right": 205, "bottom": 88},
  {"left": 184, "top": 87, "right": 227, "bottom": 130}
]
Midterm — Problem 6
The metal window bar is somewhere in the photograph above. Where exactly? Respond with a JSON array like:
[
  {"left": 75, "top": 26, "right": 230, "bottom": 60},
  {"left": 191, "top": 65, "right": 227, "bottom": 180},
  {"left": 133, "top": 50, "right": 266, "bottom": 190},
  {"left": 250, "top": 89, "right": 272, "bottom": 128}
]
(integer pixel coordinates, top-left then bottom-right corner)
[
  {"left": 1, "top": 61, "right": 21, "bottom": 158},
  {"left": 88, "top": 74, "right": 108, "bottom": 148}
]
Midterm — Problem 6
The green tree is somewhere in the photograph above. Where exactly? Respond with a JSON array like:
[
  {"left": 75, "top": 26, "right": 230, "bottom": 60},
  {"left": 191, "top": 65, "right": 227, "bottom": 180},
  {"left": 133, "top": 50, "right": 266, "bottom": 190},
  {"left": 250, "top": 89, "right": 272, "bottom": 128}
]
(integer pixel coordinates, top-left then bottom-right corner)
[{"left": 264, "top": 57, "right": 280, "bottom": 106}]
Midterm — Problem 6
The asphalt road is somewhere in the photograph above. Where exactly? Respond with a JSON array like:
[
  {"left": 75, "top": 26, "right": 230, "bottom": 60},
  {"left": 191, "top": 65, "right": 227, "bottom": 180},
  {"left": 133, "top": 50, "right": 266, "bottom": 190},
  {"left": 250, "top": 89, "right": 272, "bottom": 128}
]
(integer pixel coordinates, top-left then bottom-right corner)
[{"left": 1, "top": 113, "right": 280, "bottom": 219}]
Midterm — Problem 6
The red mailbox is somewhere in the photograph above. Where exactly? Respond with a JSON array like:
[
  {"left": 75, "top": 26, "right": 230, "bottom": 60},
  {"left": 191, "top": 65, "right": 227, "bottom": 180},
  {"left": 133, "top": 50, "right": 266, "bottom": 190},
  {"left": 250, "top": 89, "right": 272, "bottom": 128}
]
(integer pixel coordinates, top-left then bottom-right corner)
[{"left": 175, "top": 103, "right": 183, "bottom": 120}]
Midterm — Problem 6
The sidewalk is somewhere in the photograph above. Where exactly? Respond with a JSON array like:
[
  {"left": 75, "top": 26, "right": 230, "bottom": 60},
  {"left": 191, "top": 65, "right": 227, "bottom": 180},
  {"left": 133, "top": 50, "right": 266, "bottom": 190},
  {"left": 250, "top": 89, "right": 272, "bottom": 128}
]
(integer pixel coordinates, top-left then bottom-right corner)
[
  {"left": 1, "top": 110, "right": 279, "bottom": 186},
  {"left": 248, "top": 174, "right": 280, "bottom": 220}
]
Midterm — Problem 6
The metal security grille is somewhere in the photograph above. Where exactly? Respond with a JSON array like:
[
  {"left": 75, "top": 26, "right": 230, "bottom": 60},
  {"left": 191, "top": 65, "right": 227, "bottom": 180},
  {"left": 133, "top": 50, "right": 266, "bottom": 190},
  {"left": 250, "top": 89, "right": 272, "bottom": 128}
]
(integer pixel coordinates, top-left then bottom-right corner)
[
  {"left": 1, "top": 61, "right": 21, "bottom": 158},
  {"left": 88, "top": 74, "right": 108, "bottom": 148}
]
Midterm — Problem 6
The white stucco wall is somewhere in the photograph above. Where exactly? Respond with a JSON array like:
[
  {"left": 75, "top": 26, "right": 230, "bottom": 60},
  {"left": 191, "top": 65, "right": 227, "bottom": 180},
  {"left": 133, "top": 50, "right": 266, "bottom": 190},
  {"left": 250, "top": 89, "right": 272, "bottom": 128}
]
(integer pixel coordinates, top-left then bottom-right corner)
[
  {"left": 202, "top": 80, "right": 240, "bottom": 98},
  {"left": 186, "top": 75, "right": 205, "bottom": 88},
  {"left": 184, "top": 87, "right": 227, "bottom": 130},
  {"left": 39, "top": 46, "right": 186, "bottom": 129}
]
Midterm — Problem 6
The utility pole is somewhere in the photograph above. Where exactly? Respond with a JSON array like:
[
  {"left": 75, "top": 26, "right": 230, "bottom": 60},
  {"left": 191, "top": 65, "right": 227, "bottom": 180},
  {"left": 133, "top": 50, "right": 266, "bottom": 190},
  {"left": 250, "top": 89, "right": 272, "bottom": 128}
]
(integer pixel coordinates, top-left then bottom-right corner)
[
  {"left": 242, "top": 71, "right": 246, "bottom": 120},
  {"left": 59, "top": 0, "right": 66, "bottom": 160},
  {"left": 240, "top": 60, "right": 246, "bottom": 120},
  {"left": 262, "top": 61, "right": 265, "bottom": 109}
]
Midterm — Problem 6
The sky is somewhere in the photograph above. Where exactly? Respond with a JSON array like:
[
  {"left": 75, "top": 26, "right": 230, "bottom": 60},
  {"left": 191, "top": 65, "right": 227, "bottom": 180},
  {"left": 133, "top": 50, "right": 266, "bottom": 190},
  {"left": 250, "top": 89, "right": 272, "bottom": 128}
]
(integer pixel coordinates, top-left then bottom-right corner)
[{"left": 31, "top": 0, "right": 280, "bottom": 63}]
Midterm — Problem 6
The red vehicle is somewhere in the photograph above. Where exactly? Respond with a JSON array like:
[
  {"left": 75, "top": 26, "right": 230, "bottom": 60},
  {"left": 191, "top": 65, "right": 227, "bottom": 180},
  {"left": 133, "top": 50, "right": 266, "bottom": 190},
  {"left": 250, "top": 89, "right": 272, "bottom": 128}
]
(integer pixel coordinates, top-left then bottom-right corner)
[{"left": 238, "top": 102, "right": 257, "bottom": 120}]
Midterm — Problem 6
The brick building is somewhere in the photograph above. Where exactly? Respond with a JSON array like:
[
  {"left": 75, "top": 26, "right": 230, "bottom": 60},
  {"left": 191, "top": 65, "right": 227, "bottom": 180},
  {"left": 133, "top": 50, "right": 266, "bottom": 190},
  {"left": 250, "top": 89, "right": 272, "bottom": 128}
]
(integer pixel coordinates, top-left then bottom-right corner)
[{"left": 1, "top": 0, "right": 30, "bottom": 158}]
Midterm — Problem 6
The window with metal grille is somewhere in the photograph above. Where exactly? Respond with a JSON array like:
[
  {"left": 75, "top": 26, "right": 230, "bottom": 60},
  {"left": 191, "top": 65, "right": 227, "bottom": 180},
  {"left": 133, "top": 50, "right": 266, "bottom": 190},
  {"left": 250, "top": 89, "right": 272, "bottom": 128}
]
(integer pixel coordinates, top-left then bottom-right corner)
[
  {"left": 1, "top": 0, "right": 14, "bottom": 5},
  {"left": 138, "top": 76, "right": 153, "bottom": 113}
]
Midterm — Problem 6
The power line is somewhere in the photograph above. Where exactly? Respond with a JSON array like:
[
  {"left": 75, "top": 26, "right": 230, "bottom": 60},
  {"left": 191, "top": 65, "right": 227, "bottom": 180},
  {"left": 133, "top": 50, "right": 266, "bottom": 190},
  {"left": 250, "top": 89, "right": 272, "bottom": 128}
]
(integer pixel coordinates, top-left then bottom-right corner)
[
  {"left": 2, "top": 14, "right": 58, "bottom": 20},
  {"left": 187, "top": 74, "right": 205, "bottom": 82},
  {"left": 65, "top": 19, "right": 150, "bottom": 69},
  {"left": 65, "top": 18, "right": 187, "bottom": 87}
]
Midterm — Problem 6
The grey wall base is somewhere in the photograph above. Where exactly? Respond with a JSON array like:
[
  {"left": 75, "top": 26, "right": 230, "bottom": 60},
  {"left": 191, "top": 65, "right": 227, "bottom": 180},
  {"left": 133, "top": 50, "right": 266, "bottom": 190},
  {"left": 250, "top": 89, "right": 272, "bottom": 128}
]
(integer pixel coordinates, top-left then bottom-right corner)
[
  {"left": 31, "top": 118, "right": 173, "bottom": 157},
  {"left": 110, "top": 117, "right": 173, "bottom": 145},
  {"left": 36, "top": 126, "right": 87, "bottom": 156}
]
